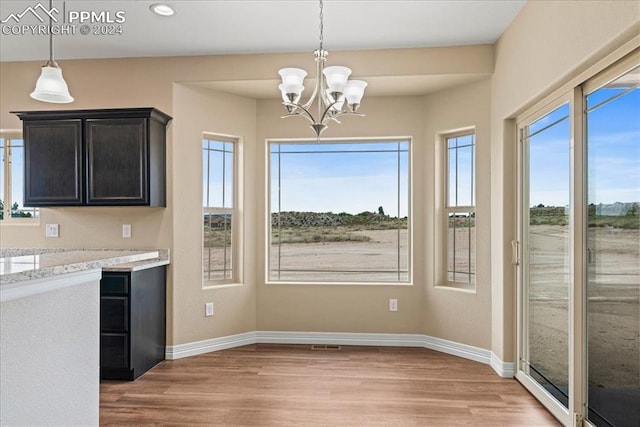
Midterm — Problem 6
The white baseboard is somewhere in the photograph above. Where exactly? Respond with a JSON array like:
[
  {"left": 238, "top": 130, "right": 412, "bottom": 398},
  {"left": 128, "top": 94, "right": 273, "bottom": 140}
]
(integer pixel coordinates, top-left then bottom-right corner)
[
  {"left": 422, "top": 335, "right": 491, "bottom": 365},
  {"left": 256, "top": 331, "right": 426, "bottom": 347},
  {"left": 165, "top": 331, "right": 255, "bottom": 360},
  {"left": 490, "top": 351, "right": 516, "bottom": 378},
  {"left": 165, "top": 331, "right": 515, "bottom": 378}
]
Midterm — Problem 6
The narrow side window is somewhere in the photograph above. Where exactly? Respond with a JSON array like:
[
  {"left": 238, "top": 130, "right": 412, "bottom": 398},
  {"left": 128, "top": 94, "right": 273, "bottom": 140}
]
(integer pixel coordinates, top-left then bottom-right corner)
[{"left": 202, "top": 137, "right": 236, "bottom": 283}]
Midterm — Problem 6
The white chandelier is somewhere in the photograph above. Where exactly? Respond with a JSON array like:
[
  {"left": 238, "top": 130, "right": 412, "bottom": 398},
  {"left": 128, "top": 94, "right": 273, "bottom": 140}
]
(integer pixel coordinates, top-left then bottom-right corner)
[{"left": 277, "top": 0, "right": 367, "bottom": 138}]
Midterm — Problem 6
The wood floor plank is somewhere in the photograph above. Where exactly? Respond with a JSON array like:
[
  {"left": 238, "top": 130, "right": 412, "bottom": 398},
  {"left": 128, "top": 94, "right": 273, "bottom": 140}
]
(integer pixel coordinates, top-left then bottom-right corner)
[{"left": 100, "top": 344, "right": 560, "bottom": 426}]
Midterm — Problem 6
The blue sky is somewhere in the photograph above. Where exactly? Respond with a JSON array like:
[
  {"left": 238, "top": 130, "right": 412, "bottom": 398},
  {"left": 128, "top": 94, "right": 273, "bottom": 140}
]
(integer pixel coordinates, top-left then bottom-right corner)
[
  {"left": 587, "top": 83, "right": 639, "bottom": 207},
  {"left": 528, "top": 74, "right": 639, "bottom": 208},
  {"left": 270, "top": 141, "right": 410, "bottom": 217}
]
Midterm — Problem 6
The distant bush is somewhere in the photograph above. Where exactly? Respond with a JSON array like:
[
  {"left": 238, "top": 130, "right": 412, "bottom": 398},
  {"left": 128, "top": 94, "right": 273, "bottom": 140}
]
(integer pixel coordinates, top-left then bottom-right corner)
[
  {"left": 271, "top": 211, "right": 407, "bottom": 229},
  {"left": 272, "top": 226, "right": 372, "bottom": 244},
  {"left": 529, "top": 205, "right": 639, "bottom": 229},
  {"left": 588, "top": 215, "right": 639, "bottom": 229}
]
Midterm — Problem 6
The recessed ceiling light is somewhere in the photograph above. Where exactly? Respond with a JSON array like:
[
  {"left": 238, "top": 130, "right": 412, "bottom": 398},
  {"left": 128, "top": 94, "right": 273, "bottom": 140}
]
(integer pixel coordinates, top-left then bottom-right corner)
[{"left": 150, "top": 4, "right": 175, "bottom": 16}]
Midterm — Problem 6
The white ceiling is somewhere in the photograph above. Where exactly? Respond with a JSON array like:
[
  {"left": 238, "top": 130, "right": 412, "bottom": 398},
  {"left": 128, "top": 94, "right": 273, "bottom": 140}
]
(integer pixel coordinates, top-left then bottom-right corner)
[{"left": 0, "top": 0, "right": 526, "bottom": 62}]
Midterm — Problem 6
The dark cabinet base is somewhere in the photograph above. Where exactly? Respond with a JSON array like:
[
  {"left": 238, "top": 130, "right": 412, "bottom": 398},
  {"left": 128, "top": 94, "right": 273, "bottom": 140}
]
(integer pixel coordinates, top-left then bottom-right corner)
[{"left": 100, "top": 266, "right": 166, "bottom": 381}]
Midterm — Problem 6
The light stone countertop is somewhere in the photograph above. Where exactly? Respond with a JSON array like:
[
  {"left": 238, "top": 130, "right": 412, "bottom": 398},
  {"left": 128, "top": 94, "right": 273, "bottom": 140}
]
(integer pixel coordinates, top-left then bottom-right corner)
[
  {"left": 102, "top": 249, "right": 170, "bottom": 272},
  {"left": 0, "top": 249, "right": 169, "bottom": 286}
]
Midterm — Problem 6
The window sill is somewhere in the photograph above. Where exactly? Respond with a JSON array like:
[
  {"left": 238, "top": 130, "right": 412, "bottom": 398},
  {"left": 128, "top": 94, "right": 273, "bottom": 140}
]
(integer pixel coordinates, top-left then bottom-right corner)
[
  {"left": 266, "top": 281, "right": 413, "bottom": 287},
  {"left": 202, "top": 282, "right": 243, "bottom": 290},
  {"left": 0, "top": 218, "right": 40, "bottom": 226},
  {"left": 435, "top": 283, "right": 476, "bottom": 294}
]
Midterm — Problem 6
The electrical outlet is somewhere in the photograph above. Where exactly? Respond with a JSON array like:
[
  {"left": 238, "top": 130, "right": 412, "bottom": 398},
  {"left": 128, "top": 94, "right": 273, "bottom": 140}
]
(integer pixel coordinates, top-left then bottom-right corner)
[
  {"left": 45, "top": 223, "right": 59, "bottom": 238},
  {"left": 205, "top": 302, "right": 214, "bottom": 316},
  {"left": 122, "top": 224, "right": 132, "bottom": 238},
  {"left": 389, "top": 298, "right": 398, "bottom": 312}
]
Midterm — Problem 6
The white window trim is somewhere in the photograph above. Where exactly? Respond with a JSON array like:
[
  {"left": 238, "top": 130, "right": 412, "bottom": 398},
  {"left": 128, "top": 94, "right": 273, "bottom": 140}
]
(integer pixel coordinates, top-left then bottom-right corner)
[
  {"left": 436, "top": 128, "right": 476, "bottom": 291},
  {"left": 0, "top": 130, "right": 39, "bottom": 225},
  {"left": 202, "top": 133, "right": 242, "bottom": 288},
  {"left": 265, "top": 136, "right": 413, "bottom": 286}
]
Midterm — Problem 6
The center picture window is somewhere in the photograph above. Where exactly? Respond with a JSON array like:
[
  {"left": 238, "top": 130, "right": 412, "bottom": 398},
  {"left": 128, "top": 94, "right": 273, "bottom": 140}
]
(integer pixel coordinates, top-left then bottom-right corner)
[{"left": 268, "top": 139, "right": 411, "bottom": 283}]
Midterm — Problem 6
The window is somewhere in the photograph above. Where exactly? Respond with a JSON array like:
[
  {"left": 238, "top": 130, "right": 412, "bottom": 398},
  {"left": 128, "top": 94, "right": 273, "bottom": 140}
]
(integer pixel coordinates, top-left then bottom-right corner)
[
  {"left": 202, "top": 136, "right": 236, "bottom": 283},
  {"left": 1, "top": 134, "right": 38, "bottom": 221},
  {"left": 268, "top": 139, "right": 411, "bottom": 283},
  {"left": 443, "top": 132, "right": 475, "bottom": 286}
]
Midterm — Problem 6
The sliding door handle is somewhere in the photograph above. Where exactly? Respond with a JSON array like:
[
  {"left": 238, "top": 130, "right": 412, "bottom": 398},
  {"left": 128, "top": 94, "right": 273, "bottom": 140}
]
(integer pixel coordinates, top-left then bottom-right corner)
[{"left": 511, "top": 240, "right": 520, "bottom": 265}]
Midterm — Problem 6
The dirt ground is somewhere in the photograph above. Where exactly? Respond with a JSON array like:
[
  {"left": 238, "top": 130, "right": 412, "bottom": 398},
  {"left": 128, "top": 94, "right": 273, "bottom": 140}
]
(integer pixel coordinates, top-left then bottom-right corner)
[
  {"left": 269, "top": 229, "right": 409, "bottom": 282},
  {"left": 528, "top": 225, "right": 639, "bottom": 390}
]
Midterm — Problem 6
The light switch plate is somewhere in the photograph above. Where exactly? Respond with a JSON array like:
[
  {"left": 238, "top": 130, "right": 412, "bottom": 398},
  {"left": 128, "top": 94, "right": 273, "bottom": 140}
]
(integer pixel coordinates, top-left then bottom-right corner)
[
  {"left": 45, "top": 224, "right": 59, "bottom": 238},
  {"left": 122, "top": 224, "right": 132, "bottom": 238},
  {"left": 205, "top": 302, "right": 214, "bottom": 316}
]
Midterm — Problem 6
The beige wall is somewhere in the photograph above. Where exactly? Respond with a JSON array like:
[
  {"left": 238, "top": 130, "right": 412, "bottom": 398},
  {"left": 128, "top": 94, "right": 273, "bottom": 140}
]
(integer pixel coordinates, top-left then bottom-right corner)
[
  {"left": 0, "top": 44, "right": 494, "bottom": 348},
  {"left": 1, "top": 0, "right": 637, "bottom": 356},
  {"left": 422, "top": 79, "right": 492, "bottom": 349},
  {"left": 490, "top": 0, "right": 640, "bottom": 361},
  {"left": 171, "top": 83, "right": 257, "bottom": 344},
  {"left": 255, "top": 95, "right": 428, "bottom": 334}
]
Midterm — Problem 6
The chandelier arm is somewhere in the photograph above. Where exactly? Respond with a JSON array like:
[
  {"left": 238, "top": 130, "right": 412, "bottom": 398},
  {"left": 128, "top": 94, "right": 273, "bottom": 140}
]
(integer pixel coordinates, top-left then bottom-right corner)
[
  {"left": 319, "top": 99, "right": 342, "bottom": 124},
  {"left": 323, "top": 110, "right": 366, "bottom": 125},
  {"left": 334, "top": 111, "right": 366, "bottom": 119},
  {"left": 302, "top": 49, "right": 326, "bottom": 110},
  {"left": 283, "top": 102, "right": 318, "bottom": 125}
]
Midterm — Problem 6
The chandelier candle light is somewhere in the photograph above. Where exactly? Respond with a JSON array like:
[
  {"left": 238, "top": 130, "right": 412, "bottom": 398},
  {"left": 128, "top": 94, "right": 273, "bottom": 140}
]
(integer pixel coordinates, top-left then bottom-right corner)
[{"left": 278, "top": 0, "right": 367, "bottom": 138}]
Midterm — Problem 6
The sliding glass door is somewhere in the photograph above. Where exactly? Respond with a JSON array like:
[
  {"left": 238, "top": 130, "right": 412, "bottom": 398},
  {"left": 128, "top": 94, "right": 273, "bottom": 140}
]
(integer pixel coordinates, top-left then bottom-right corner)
[
  {"left": 585, "top": 65, "right": 639, "bottom": 427},
  {"left": 517, "top": 55, "right": 639, "bottom": 426},
  {"left": 518, "top": 101, "right": 572, "bottom": 418}
]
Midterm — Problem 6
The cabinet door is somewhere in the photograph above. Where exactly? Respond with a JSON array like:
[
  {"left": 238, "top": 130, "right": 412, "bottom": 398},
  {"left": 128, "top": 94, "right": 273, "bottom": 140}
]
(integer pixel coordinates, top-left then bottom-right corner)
[
  {"left": 23, "top": 120, "right": 83, "bottom": 206},
  {"left": 100, "top": 296, "right": 129, "bottom": 332},
  {"left": 100, "top": 333, "right": 129, "bottom": 369},
  {"left": 86, "top": 118, "right": 148, "bottom": 205}
]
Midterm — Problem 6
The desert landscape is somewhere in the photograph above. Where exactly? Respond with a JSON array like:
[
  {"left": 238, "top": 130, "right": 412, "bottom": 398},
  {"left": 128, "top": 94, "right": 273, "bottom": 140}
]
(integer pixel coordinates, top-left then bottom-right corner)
[
  {"left": 527, "top": 220, "right": 639, "bottom": 395},
  {"left": 204, "top": 209, "right": 639, "bottom": 394}
]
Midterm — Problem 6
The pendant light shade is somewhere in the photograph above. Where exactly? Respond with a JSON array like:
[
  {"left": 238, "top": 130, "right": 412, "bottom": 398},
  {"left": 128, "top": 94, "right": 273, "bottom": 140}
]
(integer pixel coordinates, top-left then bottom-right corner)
[
  {"left": 31, "top": 0, "right": 74, "bottom": 104},
  {"left": 30, "top": 63, "right": 74, "bottom": 103}
]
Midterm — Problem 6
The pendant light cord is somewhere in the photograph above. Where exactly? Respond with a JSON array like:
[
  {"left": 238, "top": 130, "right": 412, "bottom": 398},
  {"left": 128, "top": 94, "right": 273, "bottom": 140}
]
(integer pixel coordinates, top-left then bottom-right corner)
[
  {"left": 48, "top": 0, "right": 54, "bottom": 63},
  {"left": 318, "top": 0, "right": 323, "bottom": 52}
]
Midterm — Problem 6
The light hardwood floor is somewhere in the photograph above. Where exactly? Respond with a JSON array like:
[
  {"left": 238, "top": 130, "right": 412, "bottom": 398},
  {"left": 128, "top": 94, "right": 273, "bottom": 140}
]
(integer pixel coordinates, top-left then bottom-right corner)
[{"left": 100, "top": 344, "right": 559, "bottom": 426}]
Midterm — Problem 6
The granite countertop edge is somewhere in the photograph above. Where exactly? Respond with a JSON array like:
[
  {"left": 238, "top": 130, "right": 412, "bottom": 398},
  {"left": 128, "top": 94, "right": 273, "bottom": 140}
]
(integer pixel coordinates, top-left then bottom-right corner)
[
  {"left": 0, "top": 248, "right": 170, "bottom": 285},
  {"left": 102, "top": 251, "right": 170, "bottom": 272}
]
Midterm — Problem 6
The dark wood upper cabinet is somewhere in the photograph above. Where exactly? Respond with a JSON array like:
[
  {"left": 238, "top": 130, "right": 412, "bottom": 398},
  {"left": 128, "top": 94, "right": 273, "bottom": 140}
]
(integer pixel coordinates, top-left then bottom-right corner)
[
  {"left": 23, "top": 119, "right": 83, "bottom": 205},
  {"left": 86, "top": 118, "right": 148, "bottom": 205},
  {"left": 12, "top": 108, "right": 172, "bottom": 207}
]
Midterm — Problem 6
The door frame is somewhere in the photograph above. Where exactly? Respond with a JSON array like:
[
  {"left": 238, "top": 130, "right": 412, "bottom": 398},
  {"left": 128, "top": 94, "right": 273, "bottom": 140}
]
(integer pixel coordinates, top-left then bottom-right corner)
[
  {"left": 516, "top": 93, "right": 575, "bottom": 426},
  {"left": 515, "top": 49, "right": 639, "bottom": 427}
]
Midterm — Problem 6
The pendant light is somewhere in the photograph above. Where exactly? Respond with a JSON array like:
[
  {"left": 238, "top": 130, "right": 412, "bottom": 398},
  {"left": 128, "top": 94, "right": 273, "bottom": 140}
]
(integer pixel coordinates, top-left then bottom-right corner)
[{"left": 30, "top": 0, "right": 74, "bottom": 103}]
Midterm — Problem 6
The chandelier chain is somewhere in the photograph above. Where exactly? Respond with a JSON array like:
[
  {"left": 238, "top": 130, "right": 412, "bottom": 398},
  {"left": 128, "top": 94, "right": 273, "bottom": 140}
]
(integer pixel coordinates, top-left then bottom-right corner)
[{"left": 319, "top": 0, "right": 324, "bottom": 51}]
